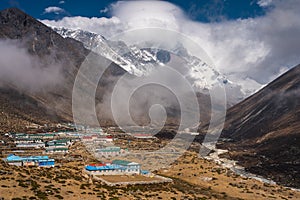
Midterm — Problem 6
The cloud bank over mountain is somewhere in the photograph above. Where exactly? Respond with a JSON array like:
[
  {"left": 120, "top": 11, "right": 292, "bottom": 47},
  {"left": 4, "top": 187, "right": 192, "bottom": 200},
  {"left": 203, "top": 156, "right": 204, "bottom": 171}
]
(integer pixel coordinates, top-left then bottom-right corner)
[
  {"left": 42, "top": 0, "right": 300, "bottom": 96},
  {"left": 0, "top": 40, "right": 63, "bottom": 92}
]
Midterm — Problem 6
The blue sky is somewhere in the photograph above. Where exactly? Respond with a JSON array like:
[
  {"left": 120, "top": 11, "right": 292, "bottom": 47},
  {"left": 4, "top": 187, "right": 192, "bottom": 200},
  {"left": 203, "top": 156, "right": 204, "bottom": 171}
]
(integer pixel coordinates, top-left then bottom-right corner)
[{"left": 0, "top": 0, "right": 267, "bottom": 22}]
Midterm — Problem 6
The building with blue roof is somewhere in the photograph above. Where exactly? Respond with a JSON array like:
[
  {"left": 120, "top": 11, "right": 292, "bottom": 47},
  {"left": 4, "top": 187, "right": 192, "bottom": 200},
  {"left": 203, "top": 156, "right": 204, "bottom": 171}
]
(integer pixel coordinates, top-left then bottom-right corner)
[
  {"left": 4, "top": 154, "right": 55, "bottom": 167},
  {"left": 85, "top": 160, "right": 141, "bottom": 175}
]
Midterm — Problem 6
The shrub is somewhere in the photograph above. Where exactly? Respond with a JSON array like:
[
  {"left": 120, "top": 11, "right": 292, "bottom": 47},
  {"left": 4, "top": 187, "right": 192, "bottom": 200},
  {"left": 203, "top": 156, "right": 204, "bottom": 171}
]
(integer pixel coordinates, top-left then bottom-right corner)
[
  {"left": 35, "top": 190, "right": 47, "bottom": 200},
  {"left": 54, "top": 194, "right": 64, "bottom": 199}
]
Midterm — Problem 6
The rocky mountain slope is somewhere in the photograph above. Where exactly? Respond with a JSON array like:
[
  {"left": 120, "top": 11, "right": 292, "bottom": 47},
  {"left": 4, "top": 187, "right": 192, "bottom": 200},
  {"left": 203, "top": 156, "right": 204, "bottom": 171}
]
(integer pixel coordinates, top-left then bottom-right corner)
[
  {"left": 0, "top": 8, "right": 127, "bottom": 132},
  {"left": 0, "top": 8, "right": 212, "bottom": 132},
  {"left": 0, "top": 87, "right": 64, "bottom": 133},
  {"left": 0, "top": 7, "right": 87, "bottom": 120},
  {"left": 0, "top": 7, "right": 237, "bottom": 133},
  {"left": 218, "top": 64, "right": 300, "bottom": 188}
]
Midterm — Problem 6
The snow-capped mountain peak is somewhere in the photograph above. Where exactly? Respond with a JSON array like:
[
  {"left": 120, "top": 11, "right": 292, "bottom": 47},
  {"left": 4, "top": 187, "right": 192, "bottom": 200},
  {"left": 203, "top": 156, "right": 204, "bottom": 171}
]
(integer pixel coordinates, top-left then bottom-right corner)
[{"left": 53, "top": 27, "right": 245, "bottom": 104}]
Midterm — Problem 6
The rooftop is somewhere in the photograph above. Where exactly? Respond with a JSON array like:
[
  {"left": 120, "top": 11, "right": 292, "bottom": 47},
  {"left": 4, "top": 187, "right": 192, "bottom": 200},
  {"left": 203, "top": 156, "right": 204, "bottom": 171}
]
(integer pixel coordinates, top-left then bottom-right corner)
[
  {"left": 112, "top": 160, "right": 140, "bottom": 166},
  {"left": 97, "top": 146, "right": 121, "bottom": 152},
  {"left": 5, "top": 154, "right": 50, "bottom": 162},
  {"left": 45, "top": 148, "right": 68, "bottom": 151},
  {"left": 85, "top": 164, "right": 126, "bottom": 171}
]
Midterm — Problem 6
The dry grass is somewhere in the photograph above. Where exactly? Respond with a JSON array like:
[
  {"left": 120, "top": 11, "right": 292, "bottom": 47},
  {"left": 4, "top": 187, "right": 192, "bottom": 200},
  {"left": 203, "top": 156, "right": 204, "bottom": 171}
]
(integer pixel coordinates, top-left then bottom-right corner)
[
  {"left": 97, "top": 174, "right": 162, "bottom": 183},
  {"left": 159, "top": 151, "right": 300, "bottom": 200}
]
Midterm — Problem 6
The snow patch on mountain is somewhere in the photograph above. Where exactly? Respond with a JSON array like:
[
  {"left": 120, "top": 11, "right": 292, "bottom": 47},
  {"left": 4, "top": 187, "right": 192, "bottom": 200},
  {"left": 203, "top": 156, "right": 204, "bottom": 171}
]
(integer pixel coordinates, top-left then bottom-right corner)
[{"left": 53, "top": 27, "right": 245, "bottom": 104}]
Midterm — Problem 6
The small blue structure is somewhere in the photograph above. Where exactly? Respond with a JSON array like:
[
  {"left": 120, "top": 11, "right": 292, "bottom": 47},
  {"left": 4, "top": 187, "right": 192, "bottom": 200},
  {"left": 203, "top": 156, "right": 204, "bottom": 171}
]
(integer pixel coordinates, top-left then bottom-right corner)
[
  {"left": 38, "top": 159, "right": 55, "bottom": 167},
  {"left": 141, "top": 170, "right": 150, "bottom": 175}
]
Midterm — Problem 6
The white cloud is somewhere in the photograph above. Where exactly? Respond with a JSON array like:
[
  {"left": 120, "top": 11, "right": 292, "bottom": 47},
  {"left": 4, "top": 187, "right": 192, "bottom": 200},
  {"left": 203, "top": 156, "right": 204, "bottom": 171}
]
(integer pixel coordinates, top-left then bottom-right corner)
[
  {"left": 41, "top": 0, "right": 300, "bottom": 96},
  {"left": 42, "top": 16, "right": 124, "bottom": 37},
  {"left": 44, "top": 6, "right": 65, "bottom": 14},
  {"left": 257, "top": 0, "right": 273, "bottom": 7},
  {"left": 100, "top": 7, "right": 109, "bottom": 14},
  {"left": 111, "top": 1, "right": 186, "bottom": 30},
  {"left": 0, "top": 40, "right": 63, "bottom": 92},
  {"left": 59, "top": 1, "right": 65, "bottom": 4}
]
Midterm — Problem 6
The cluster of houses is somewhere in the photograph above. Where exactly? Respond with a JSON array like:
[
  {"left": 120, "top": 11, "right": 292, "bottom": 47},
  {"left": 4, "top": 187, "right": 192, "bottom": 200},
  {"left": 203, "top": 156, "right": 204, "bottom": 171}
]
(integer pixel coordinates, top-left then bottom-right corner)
[
  {"left": 128, "top": 133, "right": 155, "bottom": 139},
  {"left": 82, "top": 133, "right": 129, "bottom": 158},
  {"left": 81, "top": 129, "right": 149, "bottom": 176},
  {"left": 4, "top": 128, "right": 150, "bottom": 177},
  {"left": 3, "top": 154, "right": 55, "bottom": 167},
  {"left": 11, "top": 132, "right": 80, "bottom": 154},
  {"left": 9, "top": 130, "right": 129, "bottom": 158},
  {"left": 96, "top": 146, "right": 128, "bottom": 157},
  {"left": 85, "top": 159, "right": 148, "bottom": 175},
  {"left": 45, "top": 139, "right": 72, "bottom": 154}
]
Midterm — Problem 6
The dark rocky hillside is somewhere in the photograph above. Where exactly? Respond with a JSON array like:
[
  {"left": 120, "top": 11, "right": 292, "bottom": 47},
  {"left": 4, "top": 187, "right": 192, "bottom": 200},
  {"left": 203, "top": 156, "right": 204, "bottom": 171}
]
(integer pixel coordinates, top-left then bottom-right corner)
[
  {"left": 218, "top": 64, "right": 300, "bottom": 188},
  {"left": 0, "top": 86, "right": 64, "bottom": 133},
  {"left": 0, "top": 8, "right": 127, "bottom": 132},
  {"left": 0, "top": 8, "right": 215, "bottom": 132}
]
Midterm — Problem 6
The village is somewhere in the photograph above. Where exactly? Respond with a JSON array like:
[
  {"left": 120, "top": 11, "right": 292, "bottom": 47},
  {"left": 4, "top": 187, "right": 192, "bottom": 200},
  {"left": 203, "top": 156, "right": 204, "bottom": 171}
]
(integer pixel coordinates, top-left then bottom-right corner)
[
  {"left": 1, "top": 125, "right": 300, "bottom": 199},
  {"left": 0, "top": 125, "right": 171, "bottom": 186}
]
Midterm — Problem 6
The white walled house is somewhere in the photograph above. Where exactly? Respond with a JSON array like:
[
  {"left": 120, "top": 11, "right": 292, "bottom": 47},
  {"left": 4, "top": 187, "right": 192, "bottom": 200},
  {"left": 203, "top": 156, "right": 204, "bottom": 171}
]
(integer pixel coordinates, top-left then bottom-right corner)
[
  {"left": 95, "top": 146, "right": 128, "bottom": 158},
  {"left": 16, "top": 143, "right": 45, "bottom": 148},
  {"left": 85, "top": 160, "right": 141, "bottom": 175}
]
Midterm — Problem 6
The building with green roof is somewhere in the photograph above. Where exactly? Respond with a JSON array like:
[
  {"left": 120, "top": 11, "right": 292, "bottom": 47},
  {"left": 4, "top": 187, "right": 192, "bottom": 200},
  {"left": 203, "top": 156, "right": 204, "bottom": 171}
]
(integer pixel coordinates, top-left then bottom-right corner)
[
  {"left": 96, "top": 146, "right": 128, "bottom": 157},
  {"left": 45, "top": 147, "right": 68, "bottom": 154},
  {"left": 112, "top": 159, "right": 141, "bottom": 173}
]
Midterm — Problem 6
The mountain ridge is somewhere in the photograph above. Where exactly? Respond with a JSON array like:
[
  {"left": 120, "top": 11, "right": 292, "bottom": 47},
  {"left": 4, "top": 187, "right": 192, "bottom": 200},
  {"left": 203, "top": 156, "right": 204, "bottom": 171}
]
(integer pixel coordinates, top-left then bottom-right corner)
[
  {"left": 0, "top": 8, "right": 211, "bottom": 132},
  {"left": 52, "top": 27, "right": 245, "bottom": 105},
  {"left": 0, "top": 7, "right": 128, "bottom": 132},
  {"left": 218, "top": 64, "right": 300, "bottom": 188}
]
